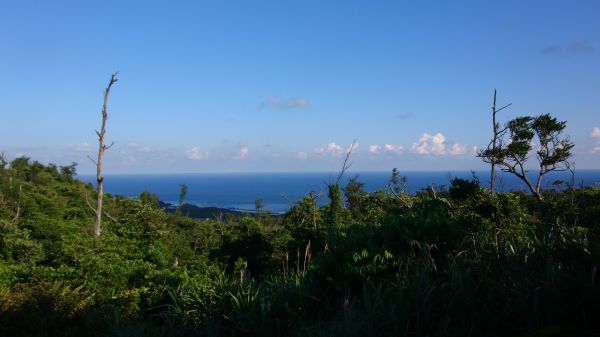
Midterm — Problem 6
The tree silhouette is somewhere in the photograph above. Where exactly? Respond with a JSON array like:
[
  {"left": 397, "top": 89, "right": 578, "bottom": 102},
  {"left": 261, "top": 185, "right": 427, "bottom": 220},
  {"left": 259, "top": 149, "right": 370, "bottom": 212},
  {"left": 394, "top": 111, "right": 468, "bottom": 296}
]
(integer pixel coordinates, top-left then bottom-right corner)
[{"left": 479, "top": 113, "right": 574, "bottom": 200}]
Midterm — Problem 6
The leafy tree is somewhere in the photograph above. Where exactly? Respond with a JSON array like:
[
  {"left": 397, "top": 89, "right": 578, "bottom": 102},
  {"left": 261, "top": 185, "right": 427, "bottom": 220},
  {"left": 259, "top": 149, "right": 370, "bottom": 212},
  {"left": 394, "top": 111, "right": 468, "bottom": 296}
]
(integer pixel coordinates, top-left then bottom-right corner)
[
  {"left": 449, "top": 176, "right": 481, "bottom": 202},
  {"left": 59, "top": 162, "right": 77, "bottom": 181},
  {"left": 139, "top": 190, "right": 159, "bottom": 208},
  {"left": 325, "top": 183, "right": 345, "bottom": 228},
  {"left": 478, "top": 113, "right": 574, "bottom": 200},
  {"left": 388, "top": 168, "right": 408, "bottom": 196},
  {"left": 284, "top": 193, "right": 321, "bottom": 232},
  {"left": 344, "top": 175, "right": 366, "bottom": 220},
  {"left": 177, "top": 183, "right": 188, "bottom": 214},
  {"left": 254, "top": 197, "right": 264, "bottom": 222}
]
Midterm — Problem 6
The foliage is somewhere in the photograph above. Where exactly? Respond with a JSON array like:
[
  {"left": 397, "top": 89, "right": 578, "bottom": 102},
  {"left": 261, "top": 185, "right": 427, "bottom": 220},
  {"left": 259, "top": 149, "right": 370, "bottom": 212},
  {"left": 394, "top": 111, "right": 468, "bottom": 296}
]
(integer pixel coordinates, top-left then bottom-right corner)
[
  {"left": 1, "top": 158, "right": 599, "bottom": 336},
  {"left": 479, "top": 113, "right": 574, "bottom": 199}
]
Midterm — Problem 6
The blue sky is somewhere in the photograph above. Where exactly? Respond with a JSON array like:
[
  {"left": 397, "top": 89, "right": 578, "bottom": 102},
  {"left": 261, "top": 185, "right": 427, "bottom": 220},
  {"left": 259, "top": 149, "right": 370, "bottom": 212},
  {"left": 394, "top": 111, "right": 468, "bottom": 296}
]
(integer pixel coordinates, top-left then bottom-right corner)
[{"left": 1, "top": 0, "right": 599, "bottom": 173}]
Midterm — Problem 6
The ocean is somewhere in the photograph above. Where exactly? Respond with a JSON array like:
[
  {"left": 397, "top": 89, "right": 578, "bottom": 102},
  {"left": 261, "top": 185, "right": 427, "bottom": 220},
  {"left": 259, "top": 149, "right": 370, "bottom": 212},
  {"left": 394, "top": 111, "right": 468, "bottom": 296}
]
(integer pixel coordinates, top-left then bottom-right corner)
[{"left": 78, "top": 170, "right": 600, "bottom": 213}]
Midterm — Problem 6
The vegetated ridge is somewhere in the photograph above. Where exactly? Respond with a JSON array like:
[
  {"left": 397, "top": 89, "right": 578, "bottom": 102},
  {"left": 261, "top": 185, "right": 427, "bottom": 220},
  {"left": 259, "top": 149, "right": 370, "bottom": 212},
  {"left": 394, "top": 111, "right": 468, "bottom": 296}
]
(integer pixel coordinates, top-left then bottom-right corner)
[{"left": 1, "top": 156, "right": 599, "bottom": 336}]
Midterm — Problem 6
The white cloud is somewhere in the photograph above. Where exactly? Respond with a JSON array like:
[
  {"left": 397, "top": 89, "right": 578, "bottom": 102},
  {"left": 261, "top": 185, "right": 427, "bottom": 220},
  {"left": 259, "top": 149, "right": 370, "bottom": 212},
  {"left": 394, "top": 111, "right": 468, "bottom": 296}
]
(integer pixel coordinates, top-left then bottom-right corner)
[
  {"left": 295, "top": 151, "right": 309, "bottom": 160},
  {"left": 370, "top": 143, "right": 404, "bottom": 156},
  {"left": 591, "top": 127, "right": 600, "bottom": 154},
  {"left": 471, "top": 145, "right": 479, "bottom": 155},
  {"left": 411, "top": 133, "right": 446, "bottom": 155},
  {"left": 382, "top": 144, "right": 404, "bottom": 155},
  {"left": 186, "top": 142, "right": 250, "bottom": 161},
  {"left": 450, "top": 143, "right": 467, "bottom": 156},
  {"left": 307, "top": 141, "right": 357, "bottom": 159},
  {"left": 116, "top": 143, "right": 176, "bottom": 165},
  {"left": 327, "top": 142, "right": 343, "bottom": 154},
  {"left": 368, "top": 144, "right": 381, "bottom": 154},
  {"left": 261, "top": 96, "right": 310, "bottom": 109},
  {"left": 69, "top": 142, "right": 92, "bottom": 153},
  {"left": 185, "top": 147, "right": 206, "bottom": 160},
  {"left": 128, "top": 143, "right": 152, "bottom": 152},
  {"left": 315, "top": 142, "right": 343, "bottom": 156},
  {"left": 236, "top": 143, "right": 249, "bottom": 160}
]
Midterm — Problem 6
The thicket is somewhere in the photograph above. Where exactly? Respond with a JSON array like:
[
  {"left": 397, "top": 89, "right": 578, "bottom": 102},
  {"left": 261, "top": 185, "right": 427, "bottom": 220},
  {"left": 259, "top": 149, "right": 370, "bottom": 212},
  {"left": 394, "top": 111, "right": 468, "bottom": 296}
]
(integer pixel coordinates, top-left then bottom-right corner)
[{"left": 1, "top": 157, "right": 599, "bottom": 336}]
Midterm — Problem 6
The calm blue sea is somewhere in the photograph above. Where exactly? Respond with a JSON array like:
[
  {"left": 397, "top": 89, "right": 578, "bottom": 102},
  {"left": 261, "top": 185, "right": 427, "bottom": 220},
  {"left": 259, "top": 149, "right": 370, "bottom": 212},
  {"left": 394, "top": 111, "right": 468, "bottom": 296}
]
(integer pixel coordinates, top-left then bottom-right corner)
[{"left": 79, "top": 170, "right": 600, "bottom": 213}]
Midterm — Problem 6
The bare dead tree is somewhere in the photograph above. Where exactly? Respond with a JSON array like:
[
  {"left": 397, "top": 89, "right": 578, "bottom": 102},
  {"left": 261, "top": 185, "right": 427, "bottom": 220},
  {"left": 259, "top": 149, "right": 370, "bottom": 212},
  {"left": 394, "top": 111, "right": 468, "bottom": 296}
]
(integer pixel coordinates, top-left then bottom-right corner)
[
  {"left": 324, "top": 140, "right": 357, "bottom": 228},
  {"left": 566, "top": 160, "right": 576, "bottom": 206},
  {"left": 0, "top": 152, "right": 7, "bottom": 169},
  {"left": 89, "top": 73, "right": 118, "bottom": 236},
  {"left": 478, "top": 89, "right": 511, "bottom": 194},
  {"left": 12, "top": 184, "right": 21, "bottom": 223},
  {"left": 336, "top": 140, "right": 358, "bottom": 185}
]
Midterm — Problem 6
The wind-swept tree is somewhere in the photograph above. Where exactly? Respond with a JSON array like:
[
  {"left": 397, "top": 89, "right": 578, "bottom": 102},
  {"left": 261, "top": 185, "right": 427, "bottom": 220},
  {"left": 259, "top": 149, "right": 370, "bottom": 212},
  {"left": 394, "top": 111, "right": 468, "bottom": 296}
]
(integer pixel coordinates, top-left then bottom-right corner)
[
  {"left": 479, "top": 113, "right": 574, "bottom": 200},
  {"left": 90, "top": 73, "right": 118, "bottom": 236}
]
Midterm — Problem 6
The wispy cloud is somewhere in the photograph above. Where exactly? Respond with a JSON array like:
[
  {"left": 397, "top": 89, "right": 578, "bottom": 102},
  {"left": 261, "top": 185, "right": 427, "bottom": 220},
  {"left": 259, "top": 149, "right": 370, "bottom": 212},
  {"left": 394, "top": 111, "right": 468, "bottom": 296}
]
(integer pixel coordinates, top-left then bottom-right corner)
[
  {"left": 540, "top": 40, "right": 595, "bottom": 57},
  {"left": 449, "top": 143, "right": 467, "bottom": 156},
  {"left": 540, "top": 45, "right": 562, "bottom": 55},
  {"left": 295, "top": 151, "right": 309, "bottom": 160},
  {"left": 127, "top": 143, "right": 152, "bottom": 152},
  {"left": 314, "top": 142, "right": 343, "bottom": 156},
  {"left": 185, "top": 146, "right": 206, "bottom": 160},
  {"left": 236, "top": 142, "right": 249, "bottom": 160},
  {"left": 297, "top": 141, "right": 357, "bottom": 160},
  {"left": 568, "top": 40, "right": 595, "bottom": 54},
  {"left": 185, "top": 141, "right": 249, "bottom": 161},
  {"left": 261, "top": 96, "right": 310, "bottom": 109},
  {"left": 591, "top": 127, "right": 600, "bottom": 153},
  {"left": 117, "top": 143, "right": 176, "bottom": 164},
  {"left": 69, "top": 142, "right": 92, "bottom": 153},
  {"left": 396, "top": 112, "right": 414, "bottom": 120},
  {"left": 368, "top": 143, "right": 404, "bottom": 156}
]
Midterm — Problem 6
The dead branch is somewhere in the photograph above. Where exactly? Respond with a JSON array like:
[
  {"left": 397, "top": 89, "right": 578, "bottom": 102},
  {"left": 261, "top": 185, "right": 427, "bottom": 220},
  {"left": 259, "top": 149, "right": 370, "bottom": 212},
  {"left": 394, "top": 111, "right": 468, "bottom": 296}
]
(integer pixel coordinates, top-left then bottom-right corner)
[
  {"left": 336, "top": 140, "right": 357, "bottom": 185},
  {"left": 84, "top": 189, "right": 118, "bottom": 222}
]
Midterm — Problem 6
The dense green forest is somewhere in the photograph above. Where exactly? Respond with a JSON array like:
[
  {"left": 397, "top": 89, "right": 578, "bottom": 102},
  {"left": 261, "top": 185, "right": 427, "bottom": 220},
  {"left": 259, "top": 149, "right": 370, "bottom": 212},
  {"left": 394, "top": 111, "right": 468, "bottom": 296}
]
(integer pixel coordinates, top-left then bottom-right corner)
[{"left": 1, "top": 157, "right": 599, "bottom": 336}]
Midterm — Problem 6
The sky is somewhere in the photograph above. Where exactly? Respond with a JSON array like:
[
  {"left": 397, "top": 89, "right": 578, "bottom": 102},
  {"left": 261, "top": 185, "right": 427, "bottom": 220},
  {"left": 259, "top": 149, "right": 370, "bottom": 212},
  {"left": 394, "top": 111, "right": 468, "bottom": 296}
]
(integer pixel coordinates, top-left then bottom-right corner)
[{"left": 1, "top": 0, "right": 599, "bottom": 173}]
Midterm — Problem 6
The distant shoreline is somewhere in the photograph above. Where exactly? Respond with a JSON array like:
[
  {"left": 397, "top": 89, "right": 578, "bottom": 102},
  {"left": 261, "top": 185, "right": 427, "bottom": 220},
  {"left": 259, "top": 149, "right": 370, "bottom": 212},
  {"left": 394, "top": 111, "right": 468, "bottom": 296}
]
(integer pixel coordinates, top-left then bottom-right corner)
[
  {"left": 159, "top": 201, "right": 284, "bottom": 220},
  {"left": 80, "top": 170, "right": 600, "bottom": 213}
]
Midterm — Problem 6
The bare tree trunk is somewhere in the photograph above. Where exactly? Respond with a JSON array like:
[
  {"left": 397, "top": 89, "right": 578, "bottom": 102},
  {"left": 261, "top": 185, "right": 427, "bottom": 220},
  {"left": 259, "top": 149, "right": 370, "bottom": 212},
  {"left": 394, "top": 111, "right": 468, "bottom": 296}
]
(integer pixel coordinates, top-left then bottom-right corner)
[
  {"left": 488, "top": 90, "right": 511, "bottom": 194},
  {"left": 92, "top": 73, "right": 118, "bottom": 237},
  {"left": 567, "top": 161, "right": 576, "bottom": 206},
  {"left": 491, "top": 90, "right": 497, "bottom": 194}
]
